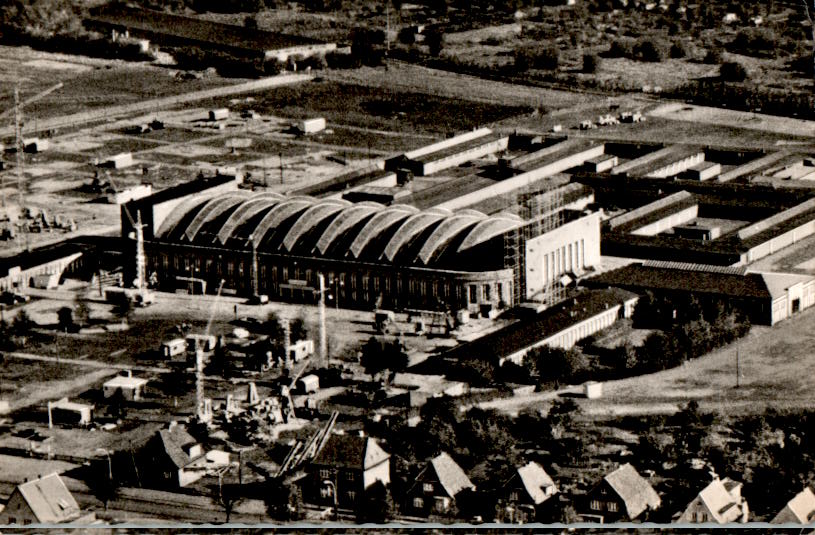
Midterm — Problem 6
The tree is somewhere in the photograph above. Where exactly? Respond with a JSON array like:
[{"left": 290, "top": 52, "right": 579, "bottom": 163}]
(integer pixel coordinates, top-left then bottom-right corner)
[
  {"left": 359, "top": 337, "right": 409, "bottom": 379},
  {"left": 635, "top": 38, "right": 668, "bottom": 62},
  {"left": 111, "top": 297, "right": 133, "bottom": 324},
  {"left": 87, "top": 458, "right": 119, "bottom": 511},
  {"left": 289, "top": 316, "right": 307, "bottom": 343},
  {"left": 243, "top": 15, "right": 258, "bottom": 29},
  {"left": 215, "top": 477, "right": 242, "bottom": 523},
  {"left": 669, "top": 40, "right": 688, "bottom": 58},
  {"left": 265, "top": 311, "right": 285, "bottom": 344},
  {"left": 11, "top": 309, "right": 35, "bottom": 338},
  {"left": 547, "top": 398, "right": 581, "bottom": 439},
  {"left": 720, "top": 61, "right": 748, "bottom": 82},
  {"left": 265, "top": 478, "right": 304, "bottom": 521},
  {"left": 57, "top": 306, "right": 74, "bottom": 332},
  {"left": 582, "top": 53, "right": 599, "bottom": 73},
  {"left": 356, "top": 481, "right": 396, "bottom": 523},
  {"left": 74, "top": 299, "right": 91, "bottom": 327},
  {"left": 425, "top": 29, "right": 444, "bottom": 57},
  {"left": 205, "top": 338, "right": 232, "bottom": 378},
  {"left": 0, "top": 320, "right": 15, "bottom": 351},
  {"left": 515, "top": 44, "right": 559, "bottom": 72}
]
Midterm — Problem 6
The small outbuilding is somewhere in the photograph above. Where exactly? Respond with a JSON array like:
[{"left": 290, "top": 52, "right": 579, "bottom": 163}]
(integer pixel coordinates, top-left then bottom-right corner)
[
  {"left": 103, "top": 371, "right": 148, "bottom": 401},
  {"left": 209, "top": 108, "right": 229, "bottom": 121},
  {"left": 100, "top": 152, "right": 135, "bottom": 169},
  {"left": 48, "top": 397, "right": 94, "bottom": 427},
  {"left": 297, "top": 117, "right": 326, "bottom": 134},
  {"left": 161, "top": 338, "right": 188, "bottom": 360},
  {"left": 296, "top": 374, "right": 320, "bottom": 393},
  {"left": 584, "top": 381, "right": 603, "bottom": 399}
]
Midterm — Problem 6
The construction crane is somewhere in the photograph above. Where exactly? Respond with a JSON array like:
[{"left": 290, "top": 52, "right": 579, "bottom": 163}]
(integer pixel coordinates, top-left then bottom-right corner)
[
  {"left": 1, "top": 82, "right": 63, "bottom": 248},
  {"left": 195, "top": 279, "right": 226, "bottom": 424}
]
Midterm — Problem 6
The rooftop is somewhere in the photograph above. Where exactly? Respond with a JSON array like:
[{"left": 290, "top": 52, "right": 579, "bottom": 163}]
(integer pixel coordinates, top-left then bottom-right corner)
[
  {"left": 411, "top": 132, "right": 507, "bottom": 165},
  {"left": 443, "top": 288, "right": 639, "bottom": 362},
  {"left": 312, "top": 433, "right": 389, "bottom": 470},
  {"left": 603, "top": 463, "right": 661, "bottom": 519},
  {"left": 428, "top": 452, "right": 475, "bottom": 498},
  {"left": 16, "top": 473, "right": 80, "bottom": 524},
  {"left": 103, "top": 375, "right": 149, "bottom": 389}
]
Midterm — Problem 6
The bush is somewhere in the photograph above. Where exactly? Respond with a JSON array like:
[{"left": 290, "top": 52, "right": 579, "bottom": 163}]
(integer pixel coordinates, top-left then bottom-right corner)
[
  {"left": 635, "top": 38, "right": 668, "bottom": 62},
  {"left": 582, "top": 53, "right": 599, "bottom": 73},
  {"left": 702, "top": 46, "right": 723, "bottom": 64},
  {"left": 606, "top": 38, "right": 635, "bottom": 58},
  {"left": 515, "top": 43, "right": 559, "bottom": 71},
  {"left": 720, "top": 61, "right": 748, "bottom": 82},
  {"left": 730, "top": 28, "right": 779, "bottom": 58},
  {"left": 669, "top": 40, "right": 688, "bottom": 59}
]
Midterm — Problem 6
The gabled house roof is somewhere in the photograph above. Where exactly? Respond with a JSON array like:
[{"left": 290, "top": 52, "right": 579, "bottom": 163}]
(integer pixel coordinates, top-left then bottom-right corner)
[
  {"left": 15, "top": 473, "right": 80, "bottom": 523},
  {"left": 603, "top": 463, "right": 661, "bottom": 519},
  {"left": 696, "top": 477, "right": 746, "bottom": 524},
  {"left": 774, "top": 487, "right": 815, "bottom": 524},
  {"left": 312, "top": 434, "right": 389, "bottom": 470},
  {"left": 516, "top": 461, "right": 557, "bottom": 505},
  {"left": 157, "top": 425, "right": 202, "bottom": 469},
  {"left": 426, "top": 452, "right": 475, "bottom": 498}
]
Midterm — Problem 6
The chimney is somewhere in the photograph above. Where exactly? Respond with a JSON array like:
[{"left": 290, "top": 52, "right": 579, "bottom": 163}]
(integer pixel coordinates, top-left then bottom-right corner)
[{"left": 168, "top": 420, "right": 177, "bottom": 431}]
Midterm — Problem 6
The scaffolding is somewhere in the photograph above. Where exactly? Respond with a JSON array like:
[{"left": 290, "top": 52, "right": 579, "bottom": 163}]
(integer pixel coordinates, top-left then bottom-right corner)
[{"left": 503, "top": 181, "right": 566, "bottom": 307}]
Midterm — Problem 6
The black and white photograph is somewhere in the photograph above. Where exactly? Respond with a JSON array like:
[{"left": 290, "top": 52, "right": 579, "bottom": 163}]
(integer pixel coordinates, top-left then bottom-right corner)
[{"left": 0, "top": 0, "right": 814, "bottom": 529}]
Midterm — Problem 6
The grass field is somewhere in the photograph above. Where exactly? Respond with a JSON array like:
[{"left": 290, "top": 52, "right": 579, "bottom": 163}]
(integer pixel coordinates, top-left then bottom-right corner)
[{"left": 202, "top": 78, "right": 532, "bottom": 135}]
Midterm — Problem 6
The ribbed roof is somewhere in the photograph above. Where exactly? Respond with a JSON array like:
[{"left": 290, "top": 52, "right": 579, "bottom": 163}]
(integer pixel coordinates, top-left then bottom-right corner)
[{"left": 156, "top": 194, "right": 521, "bottom": 271}]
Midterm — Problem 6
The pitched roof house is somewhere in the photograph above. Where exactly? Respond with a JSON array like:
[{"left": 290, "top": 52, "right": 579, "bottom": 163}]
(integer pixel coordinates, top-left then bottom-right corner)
[
  {"left": 0, "top": 473, "right": 82, "bottom": 525},
  {"left": 499, "top": 461, "right": 558, "bottom": 523},
  {"left": 308, "top": 434, "right": 390, "bottom": 510},
  {"left": 772, "top": 488, "right": 815, "bottom": 524},
  {"left": 405, "top": 452, "right": 475, "bottom": 517},
  {"left": 140, "top": 423, "right": 208, "bottom": 488},
  {"left": 583, "top": 463, "right": 660, "bottom": 522},
  {"left": 676, "top": 477, "right": 749, "bottom": 524}
]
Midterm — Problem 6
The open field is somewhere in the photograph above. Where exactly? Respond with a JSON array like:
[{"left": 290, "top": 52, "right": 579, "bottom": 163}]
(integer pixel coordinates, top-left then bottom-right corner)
[
  {"left": 201, "top": 77, "right": 532, "bottom": 135},
  {"left": 650, "top": 102, "right": 815, "bottom": 138}
]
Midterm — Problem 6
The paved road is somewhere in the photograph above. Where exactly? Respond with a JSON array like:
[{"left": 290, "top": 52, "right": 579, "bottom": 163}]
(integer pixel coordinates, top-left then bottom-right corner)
[
  {"left": 6, "top": 351, "right": 170, "bottom": 374},
  {"left": 0, "top": 74, "right": 313, "bottom": 138}
]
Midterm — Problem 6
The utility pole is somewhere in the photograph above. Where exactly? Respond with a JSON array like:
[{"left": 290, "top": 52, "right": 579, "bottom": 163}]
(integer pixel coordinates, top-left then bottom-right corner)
[
  {"left": 318, "top": 273, "right": 327, "bottom": 367},
  {"left": 279, "top": 152, "right": 284, "bottom": 185},
  {"left": 14, "top": 86, "right": 28, "bottom": 252},
  {"left": 735, "top": 345, "right": 740, "bottom": 388}
]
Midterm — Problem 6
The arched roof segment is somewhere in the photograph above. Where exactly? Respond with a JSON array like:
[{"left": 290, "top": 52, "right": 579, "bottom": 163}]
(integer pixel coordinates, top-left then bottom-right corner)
[
  {"left": 154, "top": 193, "right": 220, "bottom": 239},
  {"left": 281, "top": 200, "right": 351, "bottom": 252},
  {"left": 349, "top": 205, "right": 418, "bottom": 258},
  {"left": 315, "top": 203, "right": 383, "bottom": 255},
  {"left": 457, "top": 217, "right": 522, "bottom": 252},
  {"left": 216, "top": 193, "right": 285, "bottom": 244},
  {"left": 383, "top": 212, "right": 448, "bottom": 262},
  {"left": 251, "top": 199, "right": 314, "bottom": 246},
  {"left": 416, "top": 214, "right": 485, "bottom": 265},
  {"left": 184, "top": 192, "right": 252, "bottom": 242}
]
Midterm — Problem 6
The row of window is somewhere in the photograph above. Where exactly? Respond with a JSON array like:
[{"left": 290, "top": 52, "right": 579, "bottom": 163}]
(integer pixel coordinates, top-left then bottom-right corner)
[
  {"left": 542, "top": 239, "right": 585, "bottom": 283},
  {"left": 590, "top": 500, "right": 618, "bottom": 512}
]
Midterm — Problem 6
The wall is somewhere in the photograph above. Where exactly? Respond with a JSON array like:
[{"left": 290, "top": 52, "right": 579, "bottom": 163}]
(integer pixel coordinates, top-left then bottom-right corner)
[
  {"left": 630, "top": 204, "right": 699, "bottom": 236},
  {"left": 363, "top": 459, "right": 391, "bottom": 489},
  {"left": 742, "top": 217, "right": 815, "bottom": 264},
  {"left": 404, "top": 128, "right": 492, "bottom": 160},
  {"left": 0, "top": 490, "right": 39, "bottom": 525},
  {"left": 646, "top": 152, "right": 705, "bottom": 178},
  {"left": 607, "top": 191, "right": 693, "bottom": 231},
  {"left": 419, "top": 136, "right": 509, "bottom": 176},
  {"left": 0, "top": 252, "right": 82, "bottom": 291},
  {"left": 502, "top": 302, "right": 626, "bottom": 364},
  {"left": 524, "top": 212, "right": 601, "bottom": 300}
]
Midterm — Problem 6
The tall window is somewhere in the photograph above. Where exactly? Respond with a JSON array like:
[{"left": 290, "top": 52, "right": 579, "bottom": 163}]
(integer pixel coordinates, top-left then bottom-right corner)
[
  {"left": 608, "top": 502, "right": 618, "bottom": 513},
  {"left": 483, "top": 284, "right": 491, "bottom": 301},
  {"left": 413, "top": 497, "right": 424, "bottom": 509},
  {"left": 423, "top": 483, "right": 434, "bottom": 493},
  {"left": 469, "top": 285, "right": 478, "bottom": 303},
  {"left": 591, "top": 500, "right": 602, "bottom": 511}
]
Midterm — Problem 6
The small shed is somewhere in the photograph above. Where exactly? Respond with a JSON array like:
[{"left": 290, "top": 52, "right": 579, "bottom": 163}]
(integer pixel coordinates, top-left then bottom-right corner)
[
  {"left": 23, "top": 138, "right": 49, "bottom": 153},
  {"left": 287, "top": 339, "right": 314, "bottom": 362},
  {"left": 584, "top": 381, "right": 603, "bottom": 399},
  {"left": 186, "top": 333, "right": 217, "bottom": 353},
  {"left": 297, "top": 117, "right": 326, "bottom": 134},
  {"left": 100, "top": 152, "right": 135, "bottom": 169},
  {"left": 161, "top": 338, "right": 188, "bottom": 359},
  {"left": 296, "top": 374, "right": 320, "bottom": 393},
  {"left": 209, "top": 108, "right": 230, "bottom": 121},
  {"left": 103, "top": 371, "right": 148, "bottom": 401},
  {"left": 48, "top": 397, "right": 93, "bottom": 426}
]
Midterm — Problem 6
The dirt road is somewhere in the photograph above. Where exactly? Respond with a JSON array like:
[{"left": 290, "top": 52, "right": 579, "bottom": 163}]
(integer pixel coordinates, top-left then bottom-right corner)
[
  {"left": 7, "top": 366, "right": 118, "bottom": 412},
  {"left": 0, "top": 74, "right": 313, "bottom": 138}
]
